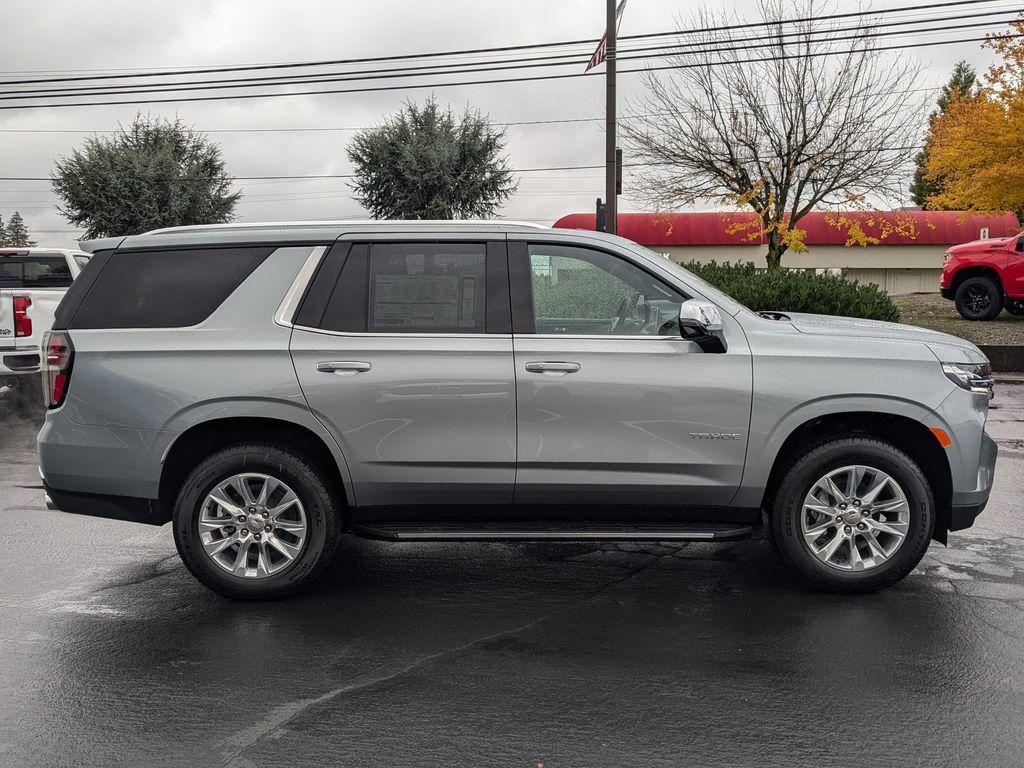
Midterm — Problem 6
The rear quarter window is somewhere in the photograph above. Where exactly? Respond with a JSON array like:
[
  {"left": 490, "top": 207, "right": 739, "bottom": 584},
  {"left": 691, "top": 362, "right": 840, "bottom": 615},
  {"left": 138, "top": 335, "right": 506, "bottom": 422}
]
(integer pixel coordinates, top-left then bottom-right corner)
[
  {"left": 0, "top": 255, "right": 73, "bottom": 288},
  {"left": 68, "top": 247, "right": 273, "bottom": 329}
]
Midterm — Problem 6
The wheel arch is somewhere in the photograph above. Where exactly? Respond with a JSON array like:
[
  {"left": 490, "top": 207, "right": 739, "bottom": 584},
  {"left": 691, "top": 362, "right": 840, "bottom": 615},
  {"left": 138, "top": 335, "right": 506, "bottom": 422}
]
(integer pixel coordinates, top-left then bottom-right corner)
[
  {"left": 759, "top": 410, "right": 953, "bottom": 543},
  {"left": 157, "top": 415, "right": 352, "bottom": 525},
  {"left": 951, "top": 265, "right": 1004, "bottom": 293}
]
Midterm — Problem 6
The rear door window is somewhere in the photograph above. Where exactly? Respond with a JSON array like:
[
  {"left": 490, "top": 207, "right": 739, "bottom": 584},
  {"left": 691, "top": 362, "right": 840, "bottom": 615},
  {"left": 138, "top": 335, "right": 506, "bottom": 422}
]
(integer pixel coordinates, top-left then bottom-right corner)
[
  {"left": 67, "top": 247, "right": 273, "bottom": 329},
  {"left": 368, "top": 243, "right": 487, "bottom": 333},
  {"left": 300, "top": 241, "right": 509, "bottom": 334},
  {"left": 0, "top": 255, "right": 73, "bottom": 288}
]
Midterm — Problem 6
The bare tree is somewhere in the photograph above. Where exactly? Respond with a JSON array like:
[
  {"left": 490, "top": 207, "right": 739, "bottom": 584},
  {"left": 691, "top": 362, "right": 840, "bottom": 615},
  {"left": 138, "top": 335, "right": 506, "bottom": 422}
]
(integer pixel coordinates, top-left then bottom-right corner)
[{"left": 623, "top": 0, "right": 927, "bottom": 268}]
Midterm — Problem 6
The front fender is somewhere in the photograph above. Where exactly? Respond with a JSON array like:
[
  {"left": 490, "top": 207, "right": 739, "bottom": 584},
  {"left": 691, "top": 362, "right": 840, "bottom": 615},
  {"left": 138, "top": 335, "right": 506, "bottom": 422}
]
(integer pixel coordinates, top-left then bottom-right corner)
[{"left": 731, "top": 393, "right": 952, "bottom": 508}]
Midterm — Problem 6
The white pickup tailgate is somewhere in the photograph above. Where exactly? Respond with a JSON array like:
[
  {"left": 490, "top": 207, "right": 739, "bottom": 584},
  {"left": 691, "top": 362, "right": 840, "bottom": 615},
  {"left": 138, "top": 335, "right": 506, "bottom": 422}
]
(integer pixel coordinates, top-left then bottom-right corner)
[{"left": 0, "top": 292, "right": 13, "bottom": 349}]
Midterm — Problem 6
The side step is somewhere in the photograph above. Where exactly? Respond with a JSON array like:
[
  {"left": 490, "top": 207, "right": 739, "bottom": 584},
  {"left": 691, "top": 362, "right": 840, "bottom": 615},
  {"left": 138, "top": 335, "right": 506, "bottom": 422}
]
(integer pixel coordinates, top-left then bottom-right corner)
[{"left": 349, "top": 521, "right": 755, "bottom": 543}]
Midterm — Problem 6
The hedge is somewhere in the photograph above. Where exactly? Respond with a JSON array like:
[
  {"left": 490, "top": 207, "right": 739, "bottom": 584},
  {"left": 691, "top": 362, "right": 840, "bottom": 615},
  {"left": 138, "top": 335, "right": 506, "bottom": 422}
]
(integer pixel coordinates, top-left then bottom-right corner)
[{"left": 682, "top": 261, "right": 901, "bottom": 323}]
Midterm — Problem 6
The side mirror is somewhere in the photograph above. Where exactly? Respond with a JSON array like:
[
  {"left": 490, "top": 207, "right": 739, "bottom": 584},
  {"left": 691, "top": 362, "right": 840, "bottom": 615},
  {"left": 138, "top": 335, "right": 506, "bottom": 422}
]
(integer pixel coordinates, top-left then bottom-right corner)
[{"left": 678, "top": 299, "right": 723, "bottom": 336}]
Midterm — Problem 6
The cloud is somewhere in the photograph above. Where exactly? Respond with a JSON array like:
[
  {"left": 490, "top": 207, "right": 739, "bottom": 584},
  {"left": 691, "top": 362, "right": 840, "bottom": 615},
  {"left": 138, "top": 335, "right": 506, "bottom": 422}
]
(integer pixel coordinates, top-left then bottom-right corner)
[{"left": 0, "top": 0, "right": 1001, "bottom": 247}]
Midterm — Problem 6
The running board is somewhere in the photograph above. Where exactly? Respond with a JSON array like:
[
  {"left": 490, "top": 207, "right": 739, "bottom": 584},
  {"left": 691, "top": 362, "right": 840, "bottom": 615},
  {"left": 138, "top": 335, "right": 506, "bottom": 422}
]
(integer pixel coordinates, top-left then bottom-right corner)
[{"left": 349, "top": 521, "right": 755, "bottom": 543}]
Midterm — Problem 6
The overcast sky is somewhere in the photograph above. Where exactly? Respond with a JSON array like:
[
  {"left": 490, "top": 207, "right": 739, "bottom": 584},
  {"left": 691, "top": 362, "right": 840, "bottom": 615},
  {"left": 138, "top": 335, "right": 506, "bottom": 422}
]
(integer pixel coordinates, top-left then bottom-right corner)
[{"left": 0, "top": 0, "right": 1006, "bottom": 249}]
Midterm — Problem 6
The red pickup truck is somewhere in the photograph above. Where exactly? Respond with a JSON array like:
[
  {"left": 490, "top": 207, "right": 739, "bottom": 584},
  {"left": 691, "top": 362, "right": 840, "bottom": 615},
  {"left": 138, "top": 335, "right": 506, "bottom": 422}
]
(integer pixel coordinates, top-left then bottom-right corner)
[{"left": 940, "top": 232, "right": 1024, "bottom": 320}]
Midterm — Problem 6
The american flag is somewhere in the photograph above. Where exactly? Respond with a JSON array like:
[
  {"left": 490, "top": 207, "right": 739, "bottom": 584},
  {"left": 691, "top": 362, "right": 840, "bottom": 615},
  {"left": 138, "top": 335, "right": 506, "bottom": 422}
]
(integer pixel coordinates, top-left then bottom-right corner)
[{"left": 585, "top": 0, "right": 628, "bottom": 72}]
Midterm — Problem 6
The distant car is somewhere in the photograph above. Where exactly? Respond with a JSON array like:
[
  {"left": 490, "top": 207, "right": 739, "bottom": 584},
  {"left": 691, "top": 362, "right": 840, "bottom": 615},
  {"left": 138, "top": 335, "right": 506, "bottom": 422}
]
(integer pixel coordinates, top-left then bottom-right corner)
[
  {"left": 0, "top": 248, "right": 89, "bottom": 395},
  {"left": 38, "top": 221, "right": 997, "bottom": 599},
  {"left": 940, "top": 232, "right": 1024, "bottom": 320}
]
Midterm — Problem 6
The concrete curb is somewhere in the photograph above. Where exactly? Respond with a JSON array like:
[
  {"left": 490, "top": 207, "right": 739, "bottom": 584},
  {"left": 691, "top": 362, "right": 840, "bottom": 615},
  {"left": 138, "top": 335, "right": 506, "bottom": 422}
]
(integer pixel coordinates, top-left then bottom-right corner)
[{"left": 978, "top": 345, "right": 1024, "bottom": 374}]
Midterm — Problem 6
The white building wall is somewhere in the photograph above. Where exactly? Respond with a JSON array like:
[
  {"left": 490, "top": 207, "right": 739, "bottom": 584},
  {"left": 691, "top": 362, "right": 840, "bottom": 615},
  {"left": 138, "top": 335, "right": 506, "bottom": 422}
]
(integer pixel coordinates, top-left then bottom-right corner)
[{"left": 650, "top": 244, "right": 947, "bottom": 295}]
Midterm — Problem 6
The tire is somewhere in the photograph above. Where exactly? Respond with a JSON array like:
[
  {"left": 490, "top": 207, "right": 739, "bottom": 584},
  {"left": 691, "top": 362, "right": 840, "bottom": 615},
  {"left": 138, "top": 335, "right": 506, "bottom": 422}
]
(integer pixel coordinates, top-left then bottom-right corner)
[
  {"left": 173, "top": 443, "right": 342, "bottom": 600},
  {"left": 954, "top": 276, "right": 1003, "bottom": 320},
  {"left": 769, "top": 437, "right": 934, "bottom": 594},
  {"left": 1006, "top": 300, "right": 1024, "bottom": 316}
]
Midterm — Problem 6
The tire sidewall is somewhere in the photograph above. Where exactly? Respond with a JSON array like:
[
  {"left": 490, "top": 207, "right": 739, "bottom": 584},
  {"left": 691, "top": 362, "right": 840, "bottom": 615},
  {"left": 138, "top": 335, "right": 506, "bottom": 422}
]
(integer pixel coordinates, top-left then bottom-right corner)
[
  {"left": 174, "top": 446, "right": 335, "bottom": 599},
  {"left": 773, "top": 440, "right": 933, "bottom": 589}
]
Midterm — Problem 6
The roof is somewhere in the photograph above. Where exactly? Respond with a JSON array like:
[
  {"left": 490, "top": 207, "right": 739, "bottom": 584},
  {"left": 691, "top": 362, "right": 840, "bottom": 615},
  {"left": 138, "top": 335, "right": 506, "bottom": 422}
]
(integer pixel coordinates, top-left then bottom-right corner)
[
  {"left": 552, "top": 211, "right": 1022, "bottom": 247},
  {"left": 80, "top": 219, "right": 549, "bottom": 252}
]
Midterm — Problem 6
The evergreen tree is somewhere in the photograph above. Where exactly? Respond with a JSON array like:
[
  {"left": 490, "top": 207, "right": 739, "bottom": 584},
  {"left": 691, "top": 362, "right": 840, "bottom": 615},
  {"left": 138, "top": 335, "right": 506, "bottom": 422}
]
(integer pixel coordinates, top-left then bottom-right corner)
[
  {"left": 4, "top": 212, "right": 35, "bottom": 247},
  {"left": 911, "top": 61, "right": 978, "bottom": 207},
  {"left": 0, "top": 215, "right": 6, "bottom": 246},
  {"left": 51, "top": 114, "right": 240, "bottom": 238},
  {"left": 347, "top": 98, "right": 518, "bottom": 219}
]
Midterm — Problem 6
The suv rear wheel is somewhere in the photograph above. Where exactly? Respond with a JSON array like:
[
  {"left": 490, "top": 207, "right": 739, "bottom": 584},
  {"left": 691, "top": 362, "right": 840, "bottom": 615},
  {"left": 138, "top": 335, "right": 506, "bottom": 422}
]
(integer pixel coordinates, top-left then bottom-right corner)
[
  {"left": 173, "top": 443, "right": 342, "bottom": 600},
  {"left": 954, "top": 276, "right": 1003, "bottom": 320},
  {"left": 769, "top": 437, "right": 933, "bottom": 593}
]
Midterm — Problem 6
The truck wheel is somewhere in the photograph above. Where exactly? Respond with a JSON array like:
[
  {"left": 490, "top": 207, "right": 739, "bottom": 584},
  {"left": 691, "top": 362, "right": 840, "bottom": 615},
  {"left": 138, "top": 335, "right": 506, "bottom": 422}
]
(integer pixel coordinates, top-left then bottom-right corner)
[
  {"left": 769, "top": 437, "right": 933, "bottom": 594},
  {"left": 173, "top": 443, "right": 342, "bottom": 600},
  {"left": 1006, "top": 300, "right": 1024, "bottom": 316},
  {"left": 954, "top": 276, "right": 1003, "bottom": 320}
]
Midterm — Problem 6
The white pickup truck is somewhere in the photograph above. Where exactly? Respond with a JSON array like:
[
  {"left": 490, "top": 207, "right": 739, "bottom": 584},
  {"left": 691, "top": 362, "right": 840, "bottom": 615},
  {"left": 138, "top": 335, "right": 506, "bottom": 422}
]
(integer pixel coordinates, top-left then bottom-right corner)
[{"left": 0, "top": 248, "right": 89, "bottom": 395}]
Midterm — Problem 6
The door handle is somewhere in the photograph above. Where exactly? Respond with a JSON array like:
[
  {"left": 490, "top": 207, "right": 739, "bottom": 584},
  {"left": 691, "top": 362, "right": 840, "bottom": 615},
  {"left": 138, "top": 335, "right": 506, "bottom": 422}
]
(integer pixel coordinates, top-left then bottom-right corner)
[
  {"left": 525, "top": 361, "right": 580, "bottom": 374},
  {"left": 316, "top": 361, "right": 372, "bottom": 375}
]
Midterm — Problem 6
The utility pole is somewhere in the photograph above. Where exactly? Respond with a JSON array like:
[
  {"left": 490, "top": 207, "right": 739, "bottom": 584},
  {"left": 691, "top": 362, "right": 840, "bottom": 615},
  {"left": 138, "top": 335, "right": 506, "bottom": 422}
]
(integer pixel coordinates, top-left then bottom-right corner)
[{"left": 605, "top": 0, "right": 617, "bottom": 235}]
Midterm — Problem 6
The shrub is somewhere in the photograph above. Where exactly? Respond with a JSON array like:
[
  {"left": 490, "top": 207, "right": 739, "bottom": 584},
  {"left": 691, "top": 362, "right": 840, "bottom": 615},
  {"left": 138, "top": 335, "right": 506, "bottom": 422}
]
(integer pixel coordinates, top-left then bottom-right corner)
[{"left": 682, "top": 261, "right": 901, "bottom": 322}]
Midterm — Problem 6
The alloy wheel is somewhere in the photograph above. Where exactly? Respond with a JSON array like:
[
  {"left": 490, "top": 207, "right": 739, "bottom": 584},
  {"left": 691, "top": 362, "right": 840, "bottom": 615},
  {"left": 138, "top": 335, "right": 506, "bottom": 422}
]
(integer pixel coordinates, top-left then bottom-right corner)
[
  {"left": 964, "top": 285, "right": 991, "bottom": 315},
  {"left": 198, "top": 473, "right": 308, "bottom": 579},
  {"left": 800, "top": 464, "right": 910, "bottom": 572}
]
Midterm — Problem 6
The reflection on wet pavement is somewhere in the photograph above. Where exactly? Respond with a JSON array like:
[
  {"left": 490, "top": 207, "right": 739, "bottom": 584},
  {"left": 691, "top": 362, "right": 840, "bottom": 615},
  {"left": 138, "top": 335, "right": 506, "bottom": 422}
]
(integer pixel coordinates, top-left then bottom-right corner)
[{"left": 1, "top": 378, "right": 1022, "bottom": 767}]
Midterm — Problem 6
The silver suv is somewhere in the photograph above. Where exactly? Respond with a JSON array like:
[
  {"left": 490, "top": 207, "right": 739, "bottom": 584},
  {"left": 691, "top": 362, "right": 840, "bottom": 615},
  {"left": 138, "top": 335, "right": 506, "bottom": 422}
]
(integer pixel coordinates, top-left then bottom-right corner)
[{"left": 38, "top": 221, "right": 998, "bottom": 599}]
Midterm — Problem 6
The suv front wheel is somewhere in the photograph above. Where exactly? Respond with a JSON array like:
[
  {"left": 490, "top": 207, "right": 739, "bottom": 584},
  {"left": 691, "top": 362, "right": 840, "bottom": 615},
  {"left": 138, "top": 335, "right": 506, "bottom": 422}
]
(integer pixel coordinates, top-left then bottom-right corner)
[
  {"left": 173, "top": 443, "right": 342, "bottom": 600},
  {"left": 769, "top": 437, "right": 934, "bottom": 593}
]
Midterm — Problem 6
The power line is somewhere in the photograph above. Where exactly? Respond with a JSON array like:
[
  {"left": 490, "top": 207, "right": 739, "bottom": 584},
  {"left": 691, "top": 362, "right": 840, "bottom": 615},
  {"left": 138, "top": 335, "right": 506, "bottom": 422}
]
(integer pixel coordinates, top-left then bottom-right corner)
[
  {"left": 1, "top": 15, "right": 1014, "bottom": 104},
  {"left": 0, "top": 147, "right": 929, "bottom": 184},
  {"left": 0, "top": 0, "right": 1004, "bottom": 88},
  {"left": 0, "top": 83, "right": 953, "bottom": 135},
  {"left": 0, "top": 164, "right": 615, "bottom": 182},
  {"left": 0, "top": 32, "right": 1015, "bottom": 112},
  {"left": 4, "top": 7, "right": 1016, "bottom": 100}
]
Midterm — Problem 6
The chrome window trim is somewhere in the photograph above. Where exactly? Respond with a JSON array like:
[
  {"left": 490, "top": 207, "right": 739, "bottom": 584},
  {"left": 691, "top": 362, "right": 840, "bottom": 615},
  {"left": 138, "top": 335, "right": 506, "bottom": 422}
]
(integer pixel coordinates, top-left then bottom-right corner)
[
  {"left": 291, "top": 323, "right": 511, "bottom": 339},
  {"left": 290, "top": 324, "right": 683, "bottom": 342},
  {"left": 274, "top": 245, "right": 327, "bottom": 328},
  {"left": 525, "top": 334, "right": 684, "bottom": 341}
]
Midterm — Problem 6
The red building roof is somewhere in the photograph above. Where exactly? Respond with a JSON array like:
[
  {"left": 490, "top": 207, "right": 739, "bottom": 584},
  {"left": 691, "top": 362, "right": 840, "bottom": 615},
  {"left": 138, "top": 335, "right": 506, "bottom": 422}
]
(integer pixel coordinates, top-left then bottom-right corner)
[{"left": 552, "top": 211, "right": 1021, "bottom": 247}]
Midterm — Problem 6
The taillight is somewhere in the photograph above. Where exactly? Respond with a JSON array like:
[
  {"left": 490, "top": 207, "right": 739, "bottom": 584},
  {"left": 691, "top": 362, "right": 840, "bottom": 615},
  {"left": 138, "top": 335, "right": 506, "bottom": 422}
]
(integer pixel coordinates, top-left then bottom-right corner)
[
  {"left": 42, "top": 331, "right": 74, "bottom": 408},
  {"left": 13, "top": 296, "right": 31, "bottom": 337}
]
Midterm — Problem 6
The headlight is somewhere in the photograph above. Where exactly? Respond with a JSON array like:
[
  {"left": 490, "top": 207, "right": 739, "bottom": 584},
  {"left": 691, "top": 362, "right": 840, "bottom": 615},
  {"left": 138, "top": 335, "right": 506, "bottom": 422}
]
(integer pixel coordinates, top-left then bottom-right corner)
[{"left": 942, "top": 362, "right": 994, "bottom": 397}]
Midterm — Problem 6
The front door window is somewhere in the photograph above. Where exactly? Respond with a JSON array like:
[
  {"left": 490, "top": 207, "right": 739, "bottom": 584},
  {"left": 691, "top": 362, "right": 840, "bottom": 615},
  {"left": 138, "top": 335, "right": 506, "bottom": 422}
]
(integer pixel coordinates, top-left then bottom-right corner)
[{"left": 527, "top": 244, "right": 685, "bottom": 336}]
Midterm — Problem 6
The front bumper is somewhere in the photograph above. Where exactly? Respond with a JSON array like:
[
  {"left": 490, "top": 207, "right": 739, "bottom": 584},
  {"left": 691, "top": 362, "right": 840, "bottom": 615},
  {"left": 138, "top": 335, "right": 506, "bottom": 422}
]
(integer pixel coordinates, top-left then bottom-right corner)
[
  {"left": 948, "top": 431, "right": 998, "bottom": 532},
  {"left": 940, "top": 286, "right": 954, "bottom": 300},
  {"left": 950, "top": 502, "right": 988, "bottom": 532}
]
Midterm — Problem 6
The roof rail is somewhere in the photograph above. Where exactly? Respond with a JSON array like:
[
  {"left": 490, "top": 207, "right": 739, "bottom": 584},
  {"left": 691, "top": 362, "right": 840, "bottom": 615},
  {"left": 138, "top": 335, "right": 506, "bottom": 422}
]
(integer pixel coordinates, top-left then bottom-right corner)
[{"left": 141, "top": 219, "right": 549, "bottom": 235}]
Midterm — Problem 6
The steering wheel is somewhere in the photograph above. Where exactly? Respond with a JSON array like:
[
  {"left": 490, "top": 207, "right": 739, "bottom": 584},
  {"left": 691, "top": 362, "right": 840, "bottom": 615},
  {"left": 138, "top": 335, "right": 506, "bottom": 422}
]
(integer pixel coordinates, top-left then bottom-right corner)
[{"left": 610, "top": 292, "right": 649, "bottom": 335}]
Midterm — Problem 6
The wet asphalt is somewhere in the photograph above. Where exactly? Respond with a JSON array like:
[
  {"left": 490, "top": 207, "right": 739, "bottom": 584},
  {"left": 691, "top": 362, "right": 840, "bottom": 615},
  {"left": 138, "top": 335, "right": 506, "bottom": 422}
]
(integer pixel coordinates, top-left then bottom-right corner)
[{"left": 1, "top": 377, "right": 1023, "bottom": 768}]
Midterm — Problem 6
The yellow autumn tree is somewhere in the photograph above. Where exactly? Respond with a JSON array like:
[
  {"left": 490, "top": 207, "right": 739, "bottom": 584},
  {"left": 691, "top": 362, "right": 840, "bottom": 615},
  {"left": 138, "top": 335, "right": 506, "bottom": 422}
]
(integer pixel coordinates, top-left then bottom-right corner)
[{"left": 925, "top": 16, "right": 1024, "bottom": 219}]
